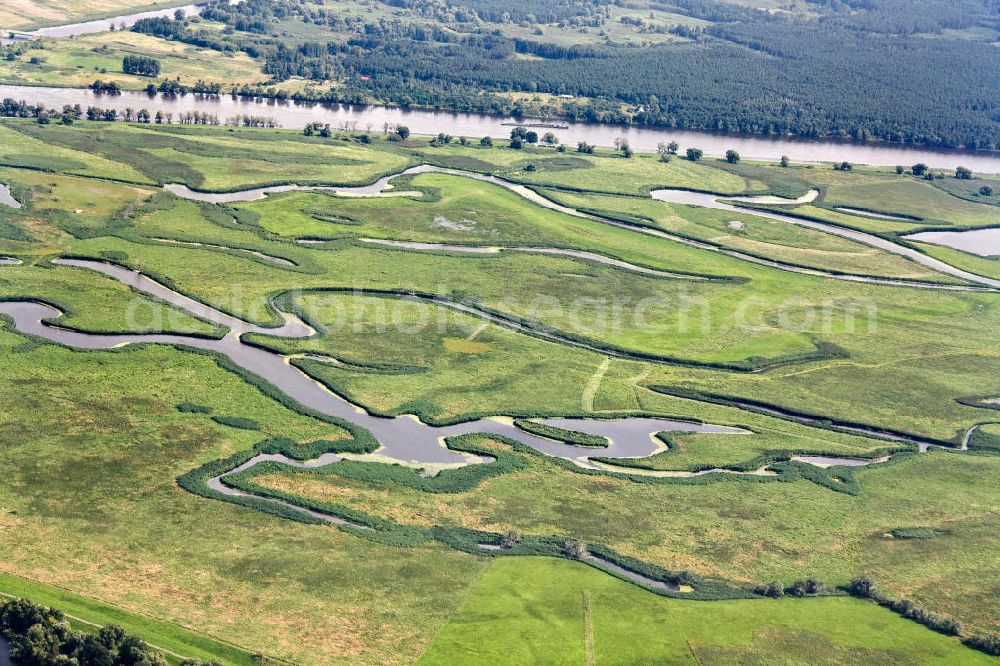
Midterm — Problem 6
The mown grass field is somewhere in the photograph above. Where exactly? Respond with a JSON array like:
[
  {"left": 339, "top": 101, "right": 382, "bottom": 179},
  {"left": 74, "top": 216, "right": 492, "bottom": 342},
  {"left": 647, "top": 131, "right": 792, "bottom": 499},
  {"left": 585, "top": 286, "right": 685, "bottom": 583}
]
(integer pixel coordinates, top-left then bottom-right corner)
[
  {"left": 1, "top": 117, "right": 998, "bottom": 662},
  {"left": 418, "top": 558, "right": 995, "bottom": 664}
]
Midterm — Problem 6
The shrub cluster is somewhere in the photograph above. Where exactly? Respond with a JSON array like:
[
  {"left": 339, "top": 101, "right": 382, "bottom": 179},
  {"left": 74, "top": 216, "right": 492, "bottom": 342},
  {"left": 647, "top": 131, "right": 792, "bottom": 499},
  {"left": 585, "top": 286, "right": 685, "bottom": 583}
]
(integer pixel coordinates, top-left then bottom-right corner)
[
  {"left": 0, "top": 597, "right": 220, "bottom": 666},
  {"left": 513, "top": 419, "right": 609, "bottom": 448}
]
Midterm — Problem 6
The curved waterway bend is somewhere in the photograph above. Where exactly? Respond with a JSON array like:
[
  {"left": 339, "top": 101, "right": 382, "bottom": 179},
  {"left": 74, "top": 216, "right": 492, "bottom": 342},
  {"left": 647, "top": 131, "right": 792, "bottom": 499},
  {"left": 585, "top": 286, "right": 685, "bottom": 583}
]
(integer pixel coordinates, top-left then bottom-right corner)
[
  {"left": 1, "top": 259, "right": 744, "bottom": 470},
  {"left": 0, "top": 256, "right": 975, "bottom": 538},
  {"left": 354, "top": 238, "right": 703, "bottom": 280},
  {"left": 650, "top": 189, "right": 1000, "bottom": 289},
  {"left": 163, "top": 164, "right": 1000, "bottom": 291},
  {"left": 0, "top": 183, "right": 22, "bottom": 209}
]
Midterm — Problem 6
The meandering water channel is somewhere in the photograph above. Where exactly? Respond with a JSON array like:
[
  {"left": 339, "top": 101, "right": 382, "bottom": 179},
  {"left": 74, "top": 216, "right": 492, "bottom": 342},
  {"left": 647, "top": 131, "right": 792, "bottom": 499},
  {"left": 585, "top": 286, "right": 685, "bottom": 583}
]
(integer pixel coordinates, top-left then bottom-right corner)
[
  {"left": 0, "top": 254, "right": 984, "bottom": 581},
  {"left": 0, "top": 165, "right": 990, "bottom": 542},
  {"left": 0, "top": 257, "right": 973, "bottom": 469},
  {"left": 158, "top": 163, "right": 1000, "bottom": 291}
]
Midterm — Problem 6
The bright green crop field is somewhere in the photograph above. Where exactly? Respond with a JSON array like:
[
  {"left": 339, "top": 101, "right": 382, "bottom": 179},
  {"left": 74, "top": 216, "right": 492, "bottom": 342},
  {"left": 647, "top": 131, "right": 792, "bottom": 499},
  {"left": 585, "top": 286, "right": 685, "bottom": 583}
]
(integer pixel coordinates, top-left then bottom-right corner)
[{"left": 1, "top": 118, "right": 998, "bottom": 664}]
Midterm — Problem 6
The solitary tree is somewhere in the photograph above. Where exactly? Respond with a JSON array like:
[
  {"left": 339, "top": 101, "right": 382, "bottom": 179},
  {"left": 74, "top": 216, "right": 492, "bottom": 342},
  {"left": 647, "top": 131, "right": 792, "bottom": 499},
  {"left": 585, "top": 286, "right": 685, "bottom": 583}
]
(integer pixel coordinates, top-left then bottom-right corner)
[
  {"left": 480, "top": 136, "right": 493, "bottom": 147},
  {"left": 911, "top": 163, "right": 928, "bottom": 176},
  {"left": 725, "top": 149, "right": 740, "bottom": 164},
  {"left": 980, "top": 185, "right": 994, "bottom": 196},
  {"left": 667, "top": 140, "right": 679, "bottom": 154},
  {"left": 524, "top": 130, "right": 538, "bottom": 144},
  {"left": 956, "top": 166, "right": 973, "bottom": 180},
  {"left": 686, "top": 147, "right": 703, "bottom": 161},
  {"left": 895, "top": 165, "right": 905, "bottom": 174},
  {"left": 395, "top": 125, "right": 410, "bottom": 140},
  {"left": 780, "top": 155, "right": 790, "bottom": 168},
  {"left": 542, "top": 131, "right": 558, "bottom": 145}
]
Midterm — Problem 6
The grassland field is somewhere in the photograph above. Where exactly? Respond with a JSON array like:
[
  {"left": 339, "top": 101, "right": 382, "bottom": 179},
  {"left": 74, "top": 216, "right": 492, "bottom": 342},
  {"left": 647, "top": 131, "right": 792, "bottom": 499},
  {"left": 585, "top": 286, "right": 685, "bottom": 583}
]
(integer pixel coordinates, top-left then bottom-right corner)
[
  {"left": 1, "top": 117, "right": 998, "bottom": 663},
  {"left": 0, "top": 31, "right": 266, "bottom": 90}
]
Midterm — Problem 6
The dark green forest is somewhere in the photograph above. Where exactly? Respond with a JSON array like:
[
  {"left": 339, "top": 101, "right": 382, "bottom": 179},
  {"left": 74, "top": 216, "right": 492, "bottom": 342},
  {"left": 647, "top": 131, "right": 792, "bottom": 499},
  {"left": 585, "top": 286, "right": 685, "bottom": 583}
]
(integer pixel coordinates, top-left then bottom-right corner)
[{"left": 132, "top": 0, "right": 1000, "bottom": 150}]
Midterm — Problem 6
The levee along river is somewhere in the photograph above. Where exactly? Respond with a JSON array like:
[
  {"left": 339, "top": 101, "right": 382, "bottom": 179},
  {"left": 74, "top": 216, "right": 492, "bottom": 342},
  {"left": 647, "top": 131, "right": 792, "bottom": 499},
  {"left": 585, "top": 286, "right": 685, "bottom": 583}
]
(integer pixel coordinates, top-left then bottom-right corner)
[{"left": 2, "top": 84, "right": 999, "bottom": 173}]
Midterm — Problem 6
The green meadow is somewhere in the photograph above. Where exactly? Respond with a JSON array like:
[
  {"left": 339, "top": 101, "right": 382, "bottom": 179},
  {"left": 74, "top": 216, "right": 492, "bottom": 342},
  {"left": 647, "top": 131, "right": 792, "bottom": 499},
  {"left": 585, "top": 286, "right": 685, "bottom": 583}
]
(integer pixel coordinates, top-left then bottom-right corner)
[
  {"left": 1, "top": 118, "right": 998, "bottom": 662},
  {"left": 419, "top": 558, "right": 995, "bottom": 665}
]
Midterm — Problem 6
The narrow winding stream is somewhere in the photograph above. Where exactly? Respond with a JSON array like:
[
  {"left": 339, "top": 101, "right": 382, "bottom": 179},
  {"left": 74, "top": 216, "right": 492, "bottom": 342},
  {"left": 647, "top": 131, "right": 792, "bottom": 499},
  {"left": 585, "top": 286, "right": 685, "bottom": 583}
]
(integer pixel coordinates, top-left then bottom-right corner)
[
  {"left": 0, "top": 165, "right": 990, "bottom": 543},
  {"left": 160, "top": 164, "right": 1000, "bottom": 291}
]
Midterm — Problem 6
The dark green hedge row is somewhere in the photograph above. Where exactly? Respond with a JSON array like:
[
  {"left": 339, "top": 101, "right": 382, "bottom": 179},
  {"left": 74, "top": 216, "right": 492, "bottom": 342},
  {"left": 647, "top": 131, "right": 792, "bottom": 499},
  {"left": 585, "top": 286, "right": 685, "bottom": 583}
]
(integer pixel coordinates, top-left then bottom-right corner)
[
  {"left": 585, "top": 544, "right": 753, "bottom": 601},
  {"left": 176, "top": 402, "right": 213, "bottom": 414},
  {"left": 648, "top": 385, "right": 955, "bottom": 448},
  {"left": 963, "top": 634, "right": 1000, "bottom": 657},
  {"left": 211, "top": 415, "right": 261, "bottom": 430},
  {"left": 513, "top": 419, "right": 609, "bottom": 448},
  {"left": 845, "top": 577, "right": 964, "bottom": 636},
  {"left": 955, "top": 395, "right": 1000, "bottom": 411},
  {"left": 890, "top": 527, "right": 941, "bottom": 539}
]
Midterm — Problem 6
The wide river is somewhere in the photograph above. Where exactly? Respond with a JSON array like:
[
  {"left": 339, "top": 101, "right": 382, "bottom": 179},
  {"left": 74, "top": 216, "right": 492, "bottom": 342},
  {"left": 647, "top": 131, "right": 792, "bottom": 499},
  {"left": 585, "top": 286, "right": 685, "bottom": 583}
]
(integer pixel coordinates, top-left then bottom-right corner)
[{"left": 2, "top": 83, "right": 999, "bottom": 173}]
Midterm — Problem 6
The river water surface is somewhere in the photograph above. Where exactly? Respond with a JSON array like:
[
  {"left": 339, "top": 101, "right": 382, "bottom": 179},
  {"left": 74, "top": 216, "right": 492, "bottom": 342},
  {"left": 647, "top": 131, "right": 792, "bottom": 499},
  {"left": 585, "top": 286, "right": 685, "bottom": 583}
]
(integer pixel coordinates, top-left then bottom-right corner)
[{"left": 2, "top": 84, "right": 998, "bottom": 172}]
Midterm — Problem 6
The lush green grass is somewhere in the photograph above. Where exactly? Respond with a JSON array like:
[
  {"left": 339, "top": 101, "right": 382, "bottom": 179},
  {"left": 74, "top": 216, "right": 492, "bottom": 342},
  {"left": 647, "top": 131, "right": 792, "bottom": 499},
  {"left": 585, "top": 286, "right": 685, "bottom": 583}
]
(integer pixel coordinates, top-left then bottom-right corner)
[
  {"left": 7, "top": 121, "right": 414, "bottom": 190},
  {"left": 911, "top": 241, "right": 1000, "bottom": 280},
  {"left": 538, "top": 186, "right": 953, "bottom": 281},
  {"left": 0, "top": 125, "right": 152, "bottom": 184},
  {"left": 800, "top": 167, "right": 1000, "bottom": 227},
  {"left": 416, "top": 143, "right": 752, "bottom": 194},
  {"left": 418, "top": 557, "right": 993, "bottom": 664}
]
